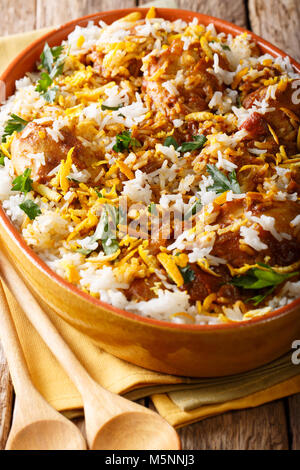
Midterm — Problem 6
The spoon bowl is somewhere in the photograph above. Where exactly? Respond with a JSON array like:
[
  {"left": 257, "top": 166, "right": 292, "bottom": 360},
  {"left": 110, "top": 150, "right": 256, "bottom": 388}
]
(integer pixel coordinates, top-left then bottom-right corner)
[
  {"left": 7, "top": 416, "right": 86, "bottom": 450},
  {"left": 90, "top": 411, "right": 181, "bottom": 450}
]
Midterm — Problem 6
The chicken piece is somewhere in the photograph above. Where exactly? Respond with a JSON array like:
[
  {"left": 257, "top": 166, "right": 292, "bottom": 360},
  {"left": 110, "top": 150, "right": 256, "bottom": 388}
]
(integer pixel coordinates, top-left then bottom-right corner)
[
  {"left": 241, "top": 80, "right": 300, "bottom": 150},
  {"left": 11, "top": 122, "right": 87, "bottom": 183},
  {"left": 142, "top": 40, "right": 223, "bottom": 119},
  {"left": 213, "top": 200, "right": 300, "bottom": 268},
  {"left": 184, "top": 265, "right": 221, "bottom": 302},
  {"left": 243, "top": 80, "right": 300, "bottom": 115},
  {"left": 125, "top": 275, "right": 159, "bottom": 302}
]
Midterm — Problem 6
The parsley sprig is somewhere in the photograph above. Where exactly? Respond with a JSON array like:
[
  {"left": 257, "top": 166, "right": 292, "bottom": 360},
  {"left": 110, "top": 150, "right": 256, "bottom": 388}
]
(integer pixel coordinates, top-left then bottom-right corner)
[
  {"left": 12, "top": 168, "right": 33, "bottom": 194},
  {"left": 207, "top": 164, "right": 241, "bottom": 194},
  {"left": 231, "top": 264, "right": 299, "bottom": 306},
  {"left": 2, "top": 114, "right": 28, "bottom": 143},
  {"left": 113, "top": 131, "right": 141, "bottom": 153}
]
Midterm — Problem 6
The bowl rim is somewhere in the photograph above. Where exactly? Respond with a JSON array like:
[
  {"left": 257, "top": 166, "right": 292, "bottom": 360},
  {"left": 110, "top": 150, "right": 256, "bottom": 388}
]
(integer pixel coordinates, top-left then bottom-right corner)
[{"left": 1, "top": 6, "right": 300, "bottom": 332}]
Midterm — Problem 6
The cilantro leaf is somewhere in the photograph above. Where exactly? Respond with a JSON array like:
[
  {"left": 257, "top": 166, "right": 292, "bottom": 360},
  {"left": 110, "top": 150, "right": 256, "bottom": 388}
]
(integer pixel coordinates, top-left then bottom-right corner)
[
  {"left": 36, "top": 72, "right": 53, "bottom": 93},
  {"left": 39, "top": 43, "right": 64, "bottom": 74},
  {"left": 79, "top": 205, "right": 120, "bottom": 257},
  {"left": 76, "top": 248, "right": 93, "bottom": 256},
  {"left": 178, "top": 265, "right": 196, "bottom": 284},
  {"left": 12, "top": 168, "right": 33, "bottom": 194},
  {"left": 231, "top": 265, "right": 299, "bottom": 306},
  {"left": 99, "top": 206, "right": 120, "bottom": 256},
  {"left": 207, "top": 164, "right": 241, "bottom": 194},
  {"left": 184, "top": 199, "right": 202, "bottom": 220},
  {"left": 101, "top": 104, "right": 124, "bottom": 111},
  {"left": 50, "top": 56, "right": 65, "bottom": 79},
  {"left": 36, "top": 42, "right": 64, "bottom": 98},
  {"left": 164, "top": 136, "right": 179, "bottom": 149},
  {"left": 113, "top": 131, "right": 141, "bottom": 153},
  {"left": 102, "top": 238, "right": 120, "bottom": 256},
  {"left": 2, "top": 114, "right": 28, "bottom": 142},
  {"left": 42, "top": 86, "right": 59, "bottom": 103},
  {"left": 178, "top": 135, "right": 207, "bottom": 153},
  {"left": 19, "top": 200, "right": 41, "bottom": 220},
  {"left": 221, "top": 44, "right": 231, "bottom": 51}
]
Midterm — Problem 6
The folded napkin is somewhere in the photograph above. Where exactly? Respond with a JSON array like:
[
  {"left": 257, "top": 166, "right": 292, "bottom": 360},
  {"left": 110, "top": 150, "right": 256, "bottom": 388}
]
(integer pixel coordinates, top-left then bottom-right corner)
[{"left": 1, "top": 0, "right": 300, "bottom": 428}]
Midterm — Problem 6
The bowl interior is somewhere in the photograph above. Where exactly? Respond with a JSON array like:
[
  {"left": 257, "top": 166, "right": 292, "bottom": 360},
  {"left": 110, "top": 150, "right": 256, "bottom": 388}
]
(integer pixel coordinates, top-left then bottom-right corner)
[{"left": 1, "top": 7, "right": 300, "bottom": 331}]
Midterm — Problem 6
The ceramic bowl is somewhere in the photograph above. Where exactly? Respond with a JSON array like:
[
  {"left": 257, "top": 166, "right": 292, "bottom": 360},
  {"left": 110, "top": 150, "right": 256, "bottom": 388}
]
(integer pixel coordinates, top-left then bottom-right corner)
[{"left": 1, "top": 8, "right": 300, "bottom": 377}]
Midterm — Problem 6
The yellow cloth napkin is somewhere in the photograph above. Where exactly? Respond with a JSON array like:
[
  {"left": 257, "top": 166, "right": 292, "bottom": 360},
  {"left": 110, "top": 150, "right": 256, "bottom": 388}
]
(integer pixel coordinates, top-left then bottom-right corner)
[{"left": 1, "top": 1, "right": 300, "bottom": 428}]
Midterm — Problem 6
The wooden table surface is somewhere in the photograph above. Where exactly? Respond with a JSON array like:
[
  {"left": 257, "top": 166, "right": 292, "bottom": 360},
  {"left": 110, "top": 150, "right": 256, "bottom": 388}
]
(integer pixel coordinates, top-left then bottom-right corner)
[{"left": 0, "top": 0, "right": 300, "bottom": 451}]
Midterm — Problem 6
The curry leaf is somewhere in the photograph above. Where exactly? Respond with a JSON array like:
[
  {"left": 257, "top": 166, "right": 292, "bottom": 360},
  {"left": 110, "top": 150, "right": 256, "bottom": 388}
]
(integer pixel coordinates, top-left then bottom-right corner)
[{"left": 231, "top": 264, "right": 299, "bottom": 305}]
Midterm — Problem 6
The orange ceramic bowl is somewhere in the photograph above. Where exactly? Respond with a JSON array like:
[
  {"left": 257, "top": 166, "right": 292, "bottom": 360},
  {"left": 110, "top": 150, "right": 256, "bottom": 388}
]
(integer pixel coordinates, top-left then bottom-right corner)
[{"left": 1, "top": 8, "right": 300, "bottom": 377}]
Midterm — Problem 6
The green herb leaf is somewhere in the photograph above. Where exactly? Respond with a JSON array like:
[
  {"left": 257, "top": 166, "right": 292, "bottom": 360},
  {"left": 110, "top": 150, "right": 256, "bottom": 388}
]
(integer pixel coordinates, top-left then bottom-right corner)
[
  {"left": 2, "top": 114, "right": 28, "bottom": 142},
  {"left": 148, "top": 203, "right": 158, "bottom": 215},
  {"left": 99, "top": 206, "right": 120, "bottom": 256},
  {"left": 36, "top": 72, "right": 53, "bottom": 93},
  {"left": 178, "top": 135, "right": 207, "bottom": 153},
  {"left": 0, "top": 151, "right": 5, "bottom": 166},
  {"left": 19, "top": 200, "right": 41, "bottom": 220},
  {"left": 164, "top": 136, "right": 179, "bottom": 149},
  {"left": 101, "top": 104, "right": 124, "bottom": 111},
  {"left": 113, "top": 131, "right": 141, "bottom": 153},
  {"left": 178, "top": 265, "right": 196, "bottom": 284},
  {"left": 102, "top": 238, "right": 120, "bottom": 256},
  {"left": 42, "top": 86, "right": 59, "bottom": 103},
  {"left": 50, "top": 56, "right": 65, "bottom": 79},
  {"left": 248, "top": 286, "right": 276, "bottom": 307},
  {"left": 12, "top": 169, "right": 33, "bottom": 194},
  {"left": 221, "top": 44, "right": 231, "bottom": 51},
  {"left": 39, "top": 43, "right": 64, "bottom": 74},
  {"left": 207, "top": 164, "right": 241, "bottom": 194},
  {"left": 231, "top": 265, "right": 299, "bottom": 305},
  {"left": 236, "top": 95, "right": 242, "bottom": 108},
  {"left": 36, "top": 42, "right": 64, "bottom": 98},
  {"left": 184, "top": 199, "right": 202, "bottom": 220}
]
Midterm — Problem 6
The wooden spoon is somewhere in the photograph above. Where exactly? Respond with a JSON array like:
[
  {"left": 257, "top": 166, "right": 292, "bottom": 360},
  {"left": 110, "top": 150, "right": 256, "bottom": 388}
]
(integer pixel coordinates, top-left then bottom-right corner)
[
  {"left": 0, "top": 280, "right": 87, "bottom": 450},
  {"left": 0, "top": 252, "right": 181, "bottom": 450}
]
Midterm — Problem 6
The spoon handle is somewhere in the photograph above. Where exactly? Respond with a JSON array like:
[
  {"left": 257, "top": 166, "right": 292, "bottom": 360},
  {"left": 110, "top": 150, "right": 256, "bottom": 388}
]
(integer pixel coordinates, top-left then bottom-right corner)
[
  {"left": 0, "top": 279, "right": 34, "bottom": 395},
  {"left": 0, "top": 251, "right": 99, "bottom": 398}
]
